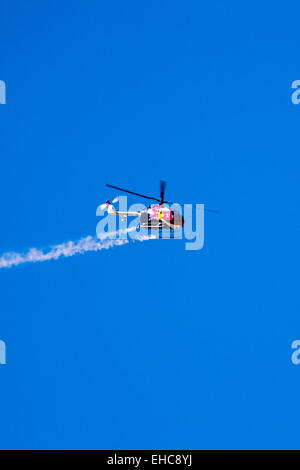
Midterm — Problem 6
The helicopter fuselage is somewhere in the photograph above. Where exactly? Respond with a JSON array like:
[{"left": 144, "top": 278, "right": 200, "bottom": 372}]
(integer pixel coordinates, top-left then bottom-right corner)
[
  {"left": 106, "top": 201, "right": 184, "bottom": 230},
  {"left": 140, "top": 205, "right": 184, "bottom": 230}
]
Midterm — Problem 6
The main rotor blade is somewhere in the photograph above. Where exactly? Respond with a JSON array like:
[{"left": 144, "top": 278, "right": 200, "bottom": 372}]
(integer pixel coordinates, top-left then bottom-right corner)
[
  {"left": 160, "top": 180, "right": 166, "bottom": 203},
  {"left": 106, "top": 184, "right": 161, "bottom": 202},
  {"left": 160, "top": 200, "right": 219, "bottom": 212},
  {"left": 107, "top": 184, "right": 219, "bottom": 211},
  {"left": 205, "top": 209, "right": 220, "bottom": 213}
]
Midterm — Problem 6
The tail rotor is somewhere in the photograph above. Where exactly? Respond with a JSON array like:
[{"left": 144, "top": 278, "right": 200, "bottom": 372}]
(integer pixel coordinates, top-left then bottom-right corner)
[{"left": 99, "top": 196, "right": 119, "bottom": 211}]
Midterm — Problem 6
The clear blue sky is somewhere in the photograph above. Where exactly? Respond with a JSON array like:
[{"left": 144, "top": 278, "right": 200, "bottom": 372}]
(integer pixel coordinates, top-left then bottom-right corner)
[{"left": 1, "top": 0, "right": 300, "bottom": 450}]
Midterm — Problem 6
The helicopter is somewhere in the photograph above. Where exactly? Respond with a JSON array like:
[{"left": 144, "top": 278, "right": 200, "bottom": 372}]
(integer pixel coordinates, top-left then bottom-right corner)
[{"left": 99, "top": 181, "right": 218, "bottom": 236}]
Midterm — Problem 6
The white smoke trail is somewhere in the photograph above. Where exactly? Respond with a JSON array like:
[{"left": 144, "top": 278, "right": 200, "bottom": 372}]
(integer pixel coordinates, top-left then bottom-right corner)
[{"left": 0, "top": 228, "right": 155, "bottom": 269}]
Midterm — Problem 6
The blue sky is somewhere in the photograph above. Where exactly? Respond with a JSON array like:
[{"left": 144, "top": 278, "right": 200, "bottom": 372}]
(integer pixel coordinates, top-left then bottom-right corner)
[{"left": 1, "top": 0, "right": 300, "bottom": 449}]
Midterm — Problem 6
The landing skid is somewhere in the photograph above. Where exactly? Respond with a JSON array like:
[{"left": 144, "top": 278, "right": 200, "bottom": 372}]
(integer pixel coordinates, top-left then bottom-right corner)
[{"left": 137, "top": 225, "right": 174, "bottom": 239}]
